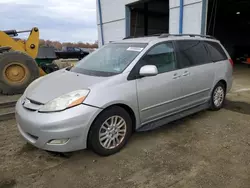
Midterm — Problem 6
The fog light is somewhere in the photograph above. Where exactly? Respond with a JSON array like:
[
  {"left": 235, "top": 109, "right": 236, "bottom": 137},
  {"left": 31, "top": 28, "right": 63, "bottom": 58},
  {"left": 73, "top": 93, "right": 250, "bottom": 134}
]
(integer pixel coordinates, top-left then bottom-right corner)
[{"left": 47, "top": 139, "right": 69, "bottom": 145}]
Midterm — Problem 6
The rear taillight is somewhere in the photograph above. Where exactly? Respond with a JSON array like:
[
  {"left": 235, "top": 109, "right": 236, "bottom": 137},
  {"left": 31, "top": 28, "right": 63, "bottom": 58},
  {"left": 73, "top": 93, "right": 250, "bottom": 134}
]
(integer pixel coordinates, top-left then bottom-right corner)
[{"left": 229, "top": 59, "right": 234, "bottom": 67}]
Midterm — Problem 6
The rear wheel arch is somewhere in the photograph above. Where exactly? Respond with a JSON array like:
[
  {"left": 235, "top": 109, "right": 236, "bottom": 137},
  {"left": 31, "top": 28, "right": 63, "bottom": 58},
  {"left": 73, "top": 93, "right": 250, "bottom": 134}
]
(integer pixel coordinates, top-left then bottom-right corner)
[
  {"left": 217, "top": 79, "right": 227, "bottom": 91},
  {"left": 210, "top": 81, "right": 227, "bottom": 110}
]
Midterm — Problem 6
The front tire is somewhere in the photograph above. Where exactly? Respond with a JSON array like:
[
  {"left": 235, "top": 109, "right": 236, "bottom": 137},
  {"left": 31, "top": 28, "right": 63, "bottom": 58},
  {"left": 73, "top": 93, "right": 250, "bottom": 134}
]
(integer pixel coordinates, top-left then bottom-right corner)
[
  {"left": 210, "top": 82, "right": 226, "bottom": 111},
  {"left": 88, "top": 106, "right": 132, "bottom": 156}
]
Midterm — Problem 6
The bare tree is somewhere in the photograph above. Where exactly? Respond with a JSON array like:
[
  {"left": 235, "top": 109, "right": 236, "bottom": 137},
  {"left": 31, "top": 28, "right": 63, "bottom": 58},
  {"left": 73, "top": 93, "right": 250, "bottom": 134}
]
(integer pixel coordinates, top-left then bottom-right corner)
[{"left": 39, "top": 39, "right": 98, "bottom": 49}]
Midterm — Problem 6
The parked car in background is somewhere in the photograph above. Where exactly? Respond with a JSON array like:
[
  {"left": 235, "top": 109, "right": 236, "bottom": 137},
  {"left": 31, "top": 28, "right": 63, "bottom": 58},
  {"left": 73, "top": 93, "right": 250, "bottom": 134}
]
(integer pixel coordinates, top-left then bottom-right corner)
[
  {"left": 80, "top": 48, "right": 97, "bottom": 53},
  {"left": 55, "top": 46, "right": 89, "bottom": 60},
  {"left": 15, "top": 34, "right": 233, "bottom": 156}
]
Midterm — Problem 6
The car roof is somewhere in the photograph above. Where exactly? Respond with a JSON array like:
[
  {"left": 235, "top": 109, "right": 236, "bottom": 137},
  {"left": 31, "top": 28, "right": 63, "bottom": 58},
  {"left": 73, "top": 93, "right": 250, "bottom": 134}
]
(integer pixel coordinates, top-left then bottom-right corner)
[
  {"left": 115, "top": 34, "right": 219, "bottom": 45},
  {"left": 117, "top": 36, "right": 159, "bottom": 43}
]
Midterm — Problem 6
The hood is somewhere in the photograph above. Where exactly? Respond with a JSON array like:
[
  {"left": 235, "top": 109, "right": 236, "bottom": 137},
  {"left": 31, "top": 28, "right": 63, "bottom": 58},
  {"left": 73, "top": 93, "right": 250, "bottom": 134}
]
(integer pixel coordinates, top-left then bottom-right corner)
[{"left": 26, "top": 70, "right": 109, "bottom": 104}]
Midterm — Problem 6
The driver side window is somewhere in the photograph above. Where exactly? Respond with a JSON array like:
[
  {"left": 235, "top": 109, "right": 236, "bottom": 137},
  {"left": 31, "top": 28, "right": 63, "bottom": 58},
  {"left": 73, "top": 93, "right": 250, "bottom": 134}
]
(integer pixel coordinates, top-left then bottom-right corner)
[
  {"left": 74, "top": 48, "right": 81, "bottom": 52},
  {"left": 140, "top": 42, "right": 176, "bottom": 74}
]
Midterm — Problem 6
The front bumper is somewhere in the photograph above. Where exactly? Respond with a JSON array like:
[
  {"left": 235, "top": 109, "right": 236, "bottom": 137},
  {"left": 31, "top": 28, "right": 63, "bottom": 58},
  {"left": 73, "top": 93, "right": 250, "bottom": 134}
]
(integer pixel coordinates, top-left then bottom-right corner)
[{"left": 15, "top": 97, "right": 102, "bottom": 152}]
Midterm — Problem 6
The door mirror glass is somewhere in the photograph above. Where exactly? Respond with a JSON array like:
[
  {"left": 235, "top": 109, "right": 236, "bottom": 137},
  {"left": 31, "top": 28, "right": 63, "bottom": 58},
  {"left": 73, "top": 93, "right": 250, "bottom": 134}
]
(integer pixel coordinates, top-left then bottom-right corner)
[{"left": 139, "top": 65, "right": 158, "bottom": 77}]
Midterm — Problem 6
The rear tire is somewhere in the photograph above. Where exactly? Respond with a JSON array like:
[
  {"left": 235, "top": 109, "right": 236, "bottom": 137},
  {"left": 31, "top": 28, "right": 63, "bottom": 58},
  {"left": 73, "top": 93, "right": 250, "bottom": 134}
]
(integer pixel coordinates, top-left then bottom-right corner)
[
  {"left": 0, "top": 51, "right": 40, "bottom": 95},
  {"left": 88, "top": 106, "right": 132, "bottom": 156},
  {"left": 210, "top": 82, "right": 226, "bottom": 111}
]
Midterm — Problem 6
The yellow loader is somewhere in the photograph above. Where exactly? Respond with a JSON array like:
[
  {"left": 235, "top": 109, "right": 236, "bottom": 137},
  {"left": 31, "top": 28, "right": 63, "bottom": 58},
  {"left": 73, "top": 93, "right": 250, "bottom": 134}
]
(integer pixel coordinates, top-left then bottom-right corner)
[{"left": 0, "top": 27, "right": 46, "bottom": 95}]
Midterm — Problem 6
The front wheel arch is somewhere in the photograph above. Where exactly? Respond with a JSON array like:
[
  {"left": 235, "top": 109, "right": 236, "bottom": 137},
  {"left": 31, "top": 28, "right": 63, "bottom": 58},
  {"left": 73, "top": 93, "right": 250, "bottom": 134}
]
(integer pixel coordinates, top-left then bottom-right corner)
[
  {"left": 87, "top": 103, "right": 136, "bottom": 138},
  {"left": 86, "top": 103, "right": 136, "bottom": 149},
  {"left": 87, "top": 105, "right": 133, "bottom": 156},
  {"left": 87, "top": 103, "right": 136, "bottom": 144}
]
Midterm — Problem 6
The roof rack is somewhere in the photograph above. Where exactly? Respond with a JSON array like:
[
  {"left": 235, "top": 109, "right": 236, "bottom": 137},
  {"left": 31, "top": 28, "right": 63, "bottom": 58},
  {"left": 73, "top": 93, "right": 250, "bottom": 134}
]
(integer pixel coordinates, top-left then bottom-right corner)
[
  {"left": 123, "top": 33, "right": 163, "bottom": 40},
  {"left": 123, "top": 33, "right": 216, "bottom": 40},
  {"left": 159, "top": 33, "right": 216, "bottom": 39}
]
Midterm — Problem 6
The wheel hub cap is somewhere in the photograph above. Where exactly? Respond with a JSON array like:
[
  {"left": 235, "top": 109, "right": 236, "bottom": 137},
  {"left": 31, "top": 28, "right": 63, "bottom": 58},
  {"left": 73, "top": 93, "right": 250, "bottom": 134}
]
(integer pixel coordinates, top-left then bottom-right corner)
[
  {"left": 213, "top": 86, "right": 224, "bottom": 107},
  {"left": 4, "top": 63, "right": 27, "bottom": 83},
  {"left": 99, "top": 116, "right": 127, "bottom": 149}
]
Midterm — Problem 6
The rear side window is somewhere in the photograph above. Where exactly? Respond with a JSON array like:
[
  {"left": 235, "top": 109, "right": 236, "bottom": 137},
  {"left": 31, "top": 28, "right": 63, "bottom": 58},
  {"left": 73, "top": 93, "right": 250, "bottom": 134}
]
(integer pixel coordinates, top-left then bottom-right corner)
[
  {"left": 175, "top": 40, "right": 210, "bottom": 69},
  {"left": 204, "top": 41, "right": 227, "bottom": 62}
]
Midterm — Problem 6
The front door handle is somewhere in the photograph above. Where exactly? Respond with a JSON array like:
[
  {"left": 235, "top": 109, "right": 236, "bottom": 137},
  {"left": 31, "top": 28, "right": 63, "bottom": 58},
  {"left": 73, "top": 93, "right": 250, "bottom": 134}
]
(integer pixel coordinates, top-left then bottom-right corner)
[
  {"left": 173, "top": 73, "right": 181, "bottom": 79},
  {"left": 182, "top": 71, "right": 190, "bottom": 76}
]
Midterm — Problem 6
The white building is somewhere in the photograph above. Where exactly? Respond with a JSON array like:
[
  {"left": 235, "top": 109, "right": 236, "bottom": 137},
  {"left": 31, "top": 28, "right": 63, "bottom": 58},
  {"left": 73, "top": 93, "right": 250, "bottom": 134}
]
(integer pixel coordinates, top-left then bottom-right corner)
[
  {"left": 96, "top": 0, "right": 250, "bottom": 60},
  {"left": 96, "top": 0, "right": 207, "bottom": 46}
]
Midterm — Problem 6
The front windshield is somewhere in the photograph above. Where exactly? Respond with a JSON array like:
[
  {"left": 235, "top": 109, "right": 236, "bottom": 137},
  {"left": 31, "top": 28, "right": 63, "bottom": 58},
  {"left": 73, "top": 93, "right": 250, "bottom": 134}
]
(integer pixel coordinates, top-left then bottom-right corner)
[{"left": 71, "top": 43, "right": 147, "bottom": 76}]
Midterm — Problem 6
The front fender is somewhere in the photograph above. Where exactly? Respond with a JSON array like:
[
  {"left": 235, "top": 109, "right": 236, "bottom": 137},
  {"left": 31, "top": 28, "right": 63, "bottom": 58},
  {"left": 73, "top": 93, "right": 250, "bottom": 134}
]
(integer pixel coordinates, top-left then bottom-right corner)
[{"left": 94, "top": 100, "right": 141, "bottom": 130}]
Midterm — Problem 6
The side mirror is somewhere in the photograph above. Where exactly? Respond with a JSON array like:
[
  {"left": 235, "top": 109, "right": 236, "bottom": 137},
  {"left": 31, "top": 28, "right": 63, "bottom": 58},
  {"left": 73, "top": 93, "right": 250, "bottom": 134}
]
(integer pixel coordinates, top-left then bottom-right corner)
[{"left": 139, "top": 65, "right": 158, "bottom": 77}]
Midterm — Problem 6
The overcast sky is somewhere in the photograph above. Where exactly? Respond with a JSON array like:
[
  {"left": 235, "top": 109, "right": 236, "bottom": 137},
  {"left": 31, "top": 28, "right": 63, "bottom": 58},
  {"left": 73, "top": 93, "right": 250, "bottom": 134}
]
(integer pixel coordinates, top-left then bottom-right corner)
[{"left": 0, "top": 0, "right": 97, "bottom": 43}]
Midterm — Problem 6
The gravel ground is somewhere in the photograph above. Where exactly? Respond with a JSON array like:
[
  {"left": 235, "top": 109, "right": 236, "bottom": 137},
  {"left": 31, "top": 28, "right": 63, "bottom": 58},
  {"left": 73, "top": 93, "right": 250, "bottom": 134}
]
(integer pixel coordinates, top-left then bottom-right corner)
[
  {"left": 1, "top": 64, "right": 250, "bottom": 188},
  {"left": 0, "top": 94, "right": 21, "bottom": 104}
]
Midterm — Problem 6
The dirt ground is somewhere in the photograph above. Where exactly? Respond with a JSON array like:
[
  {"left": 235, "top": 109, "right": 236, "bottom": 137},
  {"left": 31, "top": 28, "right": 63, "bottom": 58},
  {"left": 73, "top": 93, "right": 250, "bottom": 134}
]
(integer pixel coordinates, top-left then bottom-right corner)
[{"left": 1, "top": 64, "right": 250, "bottom": 188}]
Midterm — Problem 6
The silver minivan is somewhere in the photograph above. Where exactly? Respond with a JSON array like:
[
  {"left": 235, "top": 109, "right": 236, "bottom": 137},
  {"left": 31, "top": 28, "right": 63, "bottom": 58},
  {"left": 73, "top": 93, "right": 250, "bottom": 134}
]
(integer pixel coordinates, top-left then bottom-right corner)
[{"left": 15, "top": 34, "right": 233, "bottom": 156}]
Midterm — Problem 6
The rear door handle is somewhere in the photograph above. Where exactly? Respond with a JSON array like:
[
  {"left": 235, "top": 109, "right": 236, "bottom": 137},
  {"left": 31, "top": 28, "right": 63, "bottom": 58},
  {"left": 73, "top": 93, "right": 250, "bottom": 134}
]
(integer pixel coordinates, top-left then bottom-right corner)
[{"left": 182, "top": 71, "right": 190, "bottom": 76}]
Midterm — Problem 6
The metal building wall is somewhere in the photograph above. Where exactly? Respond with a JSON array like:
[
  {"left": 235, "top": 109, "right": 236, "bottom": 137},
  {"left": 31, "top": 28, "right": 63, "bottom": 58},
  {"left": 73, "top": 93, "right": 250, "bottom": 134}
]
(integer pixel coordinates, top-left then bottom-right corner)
[
  {"left": 170, "top": 0, "right": 207, "bottom": 34},
  {"left": 96, "top": 0, "right": 139, "bottom": 46},
  {"left": 97, "top": 0, "right": 207, "bottom": 46}
]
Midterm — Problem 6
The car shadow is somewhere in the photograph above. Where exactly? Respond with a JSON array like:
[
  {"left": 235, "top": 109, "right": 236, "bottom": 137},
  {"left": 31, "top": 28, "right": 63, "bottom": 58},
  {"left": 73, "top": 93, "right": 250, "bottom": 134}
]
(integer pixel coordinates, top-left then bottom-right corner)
[
  {"left": 224, "top": 99, "right": 250, "bottom": 115},
  {"left": 0, "top": 179, "right": 16, "bottom": 188},
  {"left": 18, "top": 142, "right": 37, "bottom": 154},
  {"left": 135, "top": 110, "right": 208, "bottom": 135}
]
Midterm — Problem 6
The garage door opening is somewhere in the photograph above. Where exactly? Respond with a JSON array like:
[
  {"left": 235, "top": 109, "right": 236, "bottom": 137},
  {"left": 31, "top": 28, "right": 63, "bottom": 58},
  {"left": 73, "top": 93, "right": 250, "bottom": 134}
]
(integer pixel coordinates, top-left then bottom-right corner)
[
  {"left": 207, "top": 0, "right": 250, "bottom": 63},
  {"left": 128, "top": 0, "right": 169, "bottom": 37}
]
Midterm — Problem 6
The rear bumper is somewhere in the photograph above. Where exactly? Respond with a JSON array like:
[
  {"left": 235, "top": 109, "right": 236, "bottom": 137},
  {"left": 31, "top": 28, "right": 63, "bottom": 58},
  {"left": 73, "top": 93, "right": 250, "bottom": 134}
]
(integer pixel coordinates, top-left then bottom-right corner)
[{"left": 15, "top": 97, "right": 102, "bottom": 152}]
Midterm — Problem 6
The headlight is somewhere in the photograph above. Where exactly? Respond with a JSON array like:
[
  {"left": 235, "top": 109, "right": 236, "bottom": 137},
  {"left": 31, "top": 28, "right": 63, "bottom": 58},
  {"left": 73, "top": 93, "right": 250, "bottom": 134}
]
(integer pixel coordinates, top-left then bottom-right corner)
[{"left": 39, "top": 90, "right": 90, "bottom": 112}]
